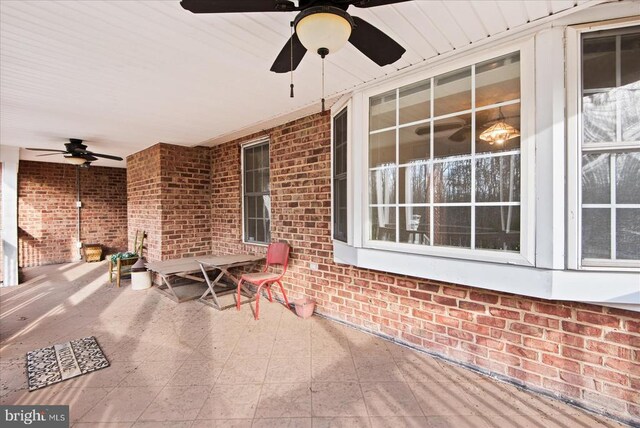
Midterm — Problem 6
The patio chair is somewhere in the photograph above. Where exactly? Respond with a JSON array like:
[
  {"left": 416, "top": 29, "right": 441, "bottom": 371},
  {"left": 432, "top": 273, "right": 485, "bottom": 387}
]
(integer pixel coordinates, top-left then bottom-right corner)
[
  {"left": 108, "top": 230, "right": 145, "bottom": 288},
  {"left": 236, "top": 242, "right": 290, "bottom": 320}
]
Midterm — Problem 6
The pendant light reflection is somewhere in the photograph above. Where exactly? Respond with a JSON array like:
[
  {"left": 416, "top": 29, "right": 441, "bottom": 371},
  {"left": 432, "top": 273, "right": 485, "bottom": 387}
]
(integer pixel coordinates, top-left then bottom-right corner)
[{"left": 479, "top": 108, "right": 520, "bottom": 145}]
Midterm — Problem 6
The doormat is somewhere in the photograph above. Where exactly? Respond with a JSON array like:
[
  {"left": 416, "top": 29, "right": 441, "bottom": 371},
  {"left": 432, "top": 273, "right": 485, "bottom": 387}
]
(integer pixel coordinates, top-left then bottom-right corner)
[{"left": 26, "top": 336, "right": 109, "bottom": 391}]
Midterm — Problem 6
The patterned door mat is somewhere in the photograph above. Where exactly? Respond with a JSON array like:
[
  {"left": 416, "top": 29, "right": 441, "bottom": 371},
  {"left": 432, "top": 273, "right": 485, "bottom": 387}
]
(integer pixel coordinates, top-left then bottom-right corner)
[{"left": 26, "top": 337, "right": 109, "bottom": 391}]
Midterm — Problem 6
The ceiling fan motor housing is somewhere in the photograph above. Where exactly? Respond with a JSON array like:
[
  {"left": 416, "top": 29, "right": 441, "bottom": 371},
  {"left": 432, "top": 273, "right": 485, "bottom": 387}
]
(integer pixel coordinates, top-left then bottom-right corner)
[{"left": 294, "top": 6, "right": 354, "bottom": 55}]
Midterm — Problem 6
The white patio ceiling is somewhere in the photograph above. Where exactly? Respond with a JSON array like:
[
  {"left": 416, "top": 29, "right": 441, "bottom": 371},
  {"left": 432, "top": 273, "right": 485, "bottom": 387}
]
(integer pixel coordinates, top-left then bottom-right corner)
[{"left": 1, "top": 0, "right": 597, "bottom": 167}]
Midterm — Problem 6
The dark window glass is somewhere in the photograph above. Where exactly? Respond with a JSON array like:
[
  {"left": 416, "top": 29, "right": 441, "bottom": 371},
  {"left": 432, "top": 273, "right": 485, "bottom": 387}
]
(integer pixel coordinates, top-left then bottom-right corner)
[
  {"left": 243, "top": 141, "right": 270, "bottom": 244},
  {"left": 333, "top": 108, "right": 348, "bottom": 242}
]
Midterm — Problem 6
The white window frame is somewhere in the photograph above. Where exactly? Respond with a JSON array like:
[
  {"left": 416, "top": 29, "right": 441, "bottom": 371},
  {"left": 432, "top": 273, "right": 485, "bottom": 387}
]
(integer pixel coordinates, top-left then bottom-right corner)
[
  {"left": 358, "top": 39, "right": 535, "bottom": 266},
  {"left": 331, "top": 96, "right": 352, "bottom": 245},
  {"left": 566, "top": 18, "right": 640, "bottom": 271},
  {"left": 241, "top": 137, "right": 271, "bottom": 246}
]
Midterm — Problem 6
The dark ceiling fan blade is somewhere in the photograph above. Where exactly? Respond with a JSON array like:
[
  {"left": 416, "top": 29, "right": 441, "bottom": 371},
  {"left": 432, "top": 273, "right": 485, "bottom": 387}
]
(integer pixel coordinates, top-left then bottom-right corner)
[
  {"left": 349, "top": 16, "right": 405, "bottom": 66},
  {"left": 79, "top": 151, "right": 123, "bottom": 161},
  {"left": 270, "top": 32, "right": 307, "bottom": 73},
  {"left": 180, "top": 0, "right": 297, "bottom": 13},
  {"left": 36, "top": 152, "right": 66, "bottom": 157},
  {"left": 26, "top": 148, "right": 67, "bottom": 153},
  {"left": 352, "top": 0, "right": 410, "bottom": 8}
]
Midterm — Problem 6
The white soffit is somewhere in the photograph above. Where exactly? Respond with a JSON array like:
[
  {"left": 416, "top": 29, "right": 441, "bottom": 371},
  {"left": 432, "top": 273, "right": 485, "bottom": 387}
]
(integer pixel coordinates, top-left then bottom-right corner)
[{"left": 0, "top": 0, "right": 603, "bottom": 167}]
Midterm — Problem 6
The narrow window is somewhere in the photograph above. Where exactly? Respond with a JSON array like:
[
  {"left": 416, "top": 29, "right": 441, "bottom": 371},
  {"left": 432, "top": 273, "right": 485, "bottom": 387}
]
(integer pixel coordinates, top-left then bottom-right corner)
[
  {"left": 333, "top": 108, "right": 348, "bottom": 242},
  {"left": 580, "top": 26, "right": 640, "bottom": 266},
  {"left": 243, "top": 140, "right": 270, "bottom": 244}
]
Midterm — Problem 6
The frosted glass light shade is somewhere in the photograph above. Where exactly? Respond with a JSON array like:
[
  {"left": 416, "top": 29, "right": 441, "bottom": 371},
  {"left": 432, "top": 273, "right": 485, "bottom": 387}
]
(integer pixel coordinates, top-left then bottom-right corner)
[
  {"left": 296, "top": 12, "right": 352, "bottom": 55},
  {"left": 64, "top": 155, "right": 86, "bottom": 165}
]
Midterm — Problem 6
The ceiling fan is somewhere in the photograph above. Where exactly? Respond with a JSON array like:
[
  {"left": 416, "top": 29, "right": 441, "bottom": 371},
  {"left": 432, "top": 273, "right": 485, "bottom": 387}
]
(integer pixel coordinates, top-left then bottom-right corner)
[
  {"left": 180, "top": 0, "right": 408, "bottom": 73},
  {"left": 26, "top": 139, "right": 123, "bottom": 167}
]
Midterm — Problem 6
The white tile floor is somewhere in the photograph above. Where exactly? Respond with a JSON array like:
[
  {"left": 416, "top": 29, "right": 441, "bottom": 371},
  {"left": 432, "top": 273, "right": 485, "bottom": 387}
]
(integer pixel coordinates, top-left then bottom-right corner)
[{"left": 0, "top": 262, "right": 625, "bottom": 427}]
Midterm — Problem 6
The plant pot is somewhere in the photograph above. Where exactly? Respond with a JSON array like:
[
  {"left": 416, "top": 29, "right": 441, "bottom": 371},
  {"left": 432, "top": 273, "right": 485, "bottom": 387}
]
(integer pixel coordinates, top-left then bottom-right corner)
[{"left": 294, "top": 297, "right": 315, "bottom": 319}]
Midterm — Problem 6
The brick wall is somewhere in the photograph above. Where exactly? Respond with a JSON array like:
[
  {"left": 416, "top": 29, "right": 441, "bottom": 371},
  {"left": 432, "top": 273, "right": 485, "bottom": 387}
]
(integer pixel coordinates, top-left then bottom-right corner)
[
  {"left": 127, "top": 145, "right": 162, "bottom": 261},
  {"left": 208, "top": 112, "right": 639, "bottom": 424},
  {"left": 127, "top": 143, "right": 211, "bottom": 261},
  {"left": 18, "top": 160, "right": 127, "bottom": 267}
]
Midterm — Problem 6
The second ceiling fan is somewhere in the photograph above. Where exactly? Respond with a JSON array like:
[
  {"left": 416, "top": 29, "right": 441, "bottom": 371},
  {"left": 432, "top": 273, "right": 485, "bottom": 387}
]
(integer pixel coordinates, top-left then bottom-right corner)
[{"left": 180, "top": 0, "right": 408, "bottom": 72}]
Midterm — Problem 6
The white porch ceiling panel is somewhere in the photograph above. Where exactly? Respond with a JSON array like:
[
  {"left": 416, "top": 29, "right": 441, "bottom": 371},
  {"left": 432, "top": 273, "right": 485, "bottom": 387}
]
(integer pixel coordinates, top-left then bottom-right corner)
[{"left": 1, "top": 0, "right": 592, "bottom": 167}]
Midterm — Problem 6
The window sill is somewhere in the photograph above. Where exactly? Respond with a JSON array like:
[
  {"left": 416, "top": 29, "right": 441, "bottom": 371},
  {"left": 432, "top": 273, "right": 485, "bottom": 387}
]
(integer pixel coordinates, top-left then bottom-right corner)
[{"left": 333, "top": 241, "right": 640, "bottom": 306}]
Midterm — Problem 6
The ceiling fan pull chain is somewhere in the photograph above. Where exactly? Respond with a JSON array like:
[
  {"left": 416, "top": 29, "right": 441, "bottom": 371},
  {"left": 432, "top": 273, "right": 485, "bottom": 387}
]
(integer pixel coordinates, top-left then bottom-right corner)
[{"left": 290, "top": 21, "right": 295, "bottom": 98}]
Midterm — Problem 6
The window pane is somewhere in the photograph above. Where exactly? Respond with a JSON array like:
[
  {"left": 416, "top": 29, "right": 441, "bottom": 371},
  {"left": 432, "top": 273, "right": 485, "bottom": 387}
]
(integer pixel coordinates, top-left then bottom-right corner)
[
  {"left": 616, "top": 152, "right": 640, "bottom": 204},
  {"left": 399, "top": 124, "right": 429, "bottom": 164},
  {"left": 620, "top": 82, "right": 640, "bottom": 142},
  {"left": 245, "top": 171, "right": 255, "bottom": 193},
  {"left": 582, "top": 208, "right": 611, "bottom": 259},
  {"left": 583, "top": 36, "right": 616, "bottom": 90},
  {"left": 476, "top": 103, "right": 521, "bottom": 154},
  {"left": 434, "top": 207, "right": 471, "bottom": 248},
  {"left": 399, "top": 164, "right": 429, "bottom": 204},
  {"left": 334, "top": 178, "right": 347, "bottom": 241},
  {"left": 371, "top": 207, "right": 396, "bottom": 242},
  {"left": 334, "top": 110, "right": 348, "bottom": 175},
  {"left": 434, "top": 66, "right": 471, "bottom": 117},
  {"left": 617, "top": 209, "right": 640, "bottom": 260},
  {"left": 369, "top": 168, "right": 396, "bottom": 205},
  {"left": 621, "top": 32, "right": 640, "bottom": 86},
  {"left": 370, "top": 90, "right": 396, "bottom": 131},
  {"left": 475, "top": 52, "right": 521, "bottom": 108},
  {"left": 399, "top": 80, "right": 430, "bottom": 125},
  {"left": 476, "top": 206, "right": 520, "bottom": 252},
  {"left": 370, "top": 130, "right": 395, "bottom": 168},
  {"left": 582, "top": 153, "right": 610, "bottom": 204},
  {"left": 246, "top": 147, "right": 256, "bottom": 171},
  {"left": 434, "top": 113, "right": 472, "bottom": 158},
  {"left": 583, "top": 91, "right": 616, "bottom": 143},
  {"left": 400, "top": 206, "right": 430, "bottom": 245},
  {"left": 476, "top": 155, "right": 520, "bottom": 203},
  {"left": 434, "top": 160, "right": 471, "bottom": 203}
]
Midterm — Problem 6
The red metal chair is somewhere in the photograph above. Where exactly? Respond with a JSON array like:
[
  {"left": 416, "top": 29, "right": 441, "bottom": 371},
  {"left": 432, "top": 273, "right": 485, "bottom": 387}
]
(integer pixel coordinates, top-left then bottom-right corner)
[{"left": 236, "top": 242, "right": 291, "bottom": 320}]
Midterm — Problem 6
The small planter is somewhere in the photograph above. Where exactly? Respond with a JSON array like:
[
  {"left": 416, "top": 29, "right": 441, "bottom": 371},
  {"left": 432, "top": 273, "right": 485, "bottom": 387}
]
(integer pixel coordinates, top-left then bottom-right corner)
[{"left": 294, "top": 297, "right": 316, "bottom": 319}]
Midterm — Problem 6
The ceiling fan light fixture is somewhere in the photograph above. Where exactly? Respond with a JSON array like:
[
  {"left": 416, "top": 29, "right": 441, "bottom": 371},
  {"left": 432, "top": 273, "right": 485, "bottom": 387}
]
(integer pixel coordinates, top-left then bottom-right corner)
[
  {"left": 295, "top": 6, "right": 353, "bottom": 55},
  {"left": 479, "top": 121, "right": 520, "bottom": 145},
  {"left": 64, "top": 155, "right": 87, "bottom": 165}
]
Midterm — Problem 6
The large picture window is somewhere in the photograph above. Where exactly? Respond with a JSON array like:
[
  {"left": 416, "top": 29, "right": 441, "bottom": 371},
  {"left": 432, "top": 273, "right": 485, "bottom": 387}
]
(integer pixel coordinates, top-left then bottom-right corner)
[
  {"left": 580, "top": 26, "right": 640, "bottom": 266},
  {"left": 243, "top": 140, "right": 270, "bottom": 244},
  {"left": 368, "top": 52, "right": 521, "bottom": 253}
]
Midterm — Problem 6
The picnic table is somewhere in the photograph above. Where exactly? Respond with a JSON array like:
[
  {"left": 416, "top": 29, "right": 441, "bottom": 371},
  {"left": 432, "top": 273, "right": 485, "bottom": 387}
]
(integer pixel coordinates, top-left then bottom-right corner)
[{"left": 145, "top": 254, "right": 263, "bottom": 307}]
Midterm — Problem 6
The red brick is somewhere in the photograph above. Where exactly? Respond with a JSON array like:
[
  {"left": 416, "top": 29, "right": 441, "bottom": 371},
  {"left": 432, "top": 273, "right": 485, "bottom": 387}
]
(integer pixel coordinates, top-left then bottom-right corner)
[
  {"left": 541, "top": 354, "right": 581, "bottom": 373},
  {"left": 523, "top": 337, "right": 559, "bottom": 353},
  {"left": 18, "top": 161, "right": 128, "bottom": 266},
  {"left": 543, "top": 378, "right": 581, "bottom": 398},
  {"left": 586, "top": 340, "right": 632, "bottom": 360},
  {"left": 626, "top": 320, "right": 640, "bottom": 333},
  {"left": 576, "top": 310, "right": 620, "bottom": 328},
  {"left": 561, "top": 347, "right": 603, "bottom": 365},
  {"left": 458, "top": 301, "right": 486, "bottom": 312},
  {"left": 476, "top": 336, "right": 505, "bottom": 350},
  {"left": 561, "top": 321, "right": 602, "bottom": 337},
  {"left": 522, "top": 360, "right": 558, "bottom": 377},
  {"left": 489, "top": 307, "right": 521, "bottom": 320},
  {"left": 535, "top": 302, "right": 572, "bottom": 318},
  {"left": 477, "top": 316, "right": 506, "bottom": 328},
  {"left": 506, "top": 344, "right": 538, "bottom": 361},
  {"left": 583, "top": 365, "right": 629, "bottom": 386},
  {"left": 559, "top": 371, "right": 598, "bottom": 389},
  {"left": 510, "top": 323, "right": 544, "bottom": 337},
  {"left": 604, "top": 331, "right": 640, "bottom": 348},
  {"left": 433, "top": 295, "right": 457, "bottom": 306},
  {"left": 469, "top": 291, "right": 499, "bottom": 304},
  {"left": 604, "top": 358, "right": 640, "bottom": 376},
  {"left": 523, "top": 314, "right": 560, "bottom": 329},
  {"left": 442, "top": 286, "right": 467, "bottom": 298},
  {"left": 508, "top": 367, "right": 542, "bottom": 386}
]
